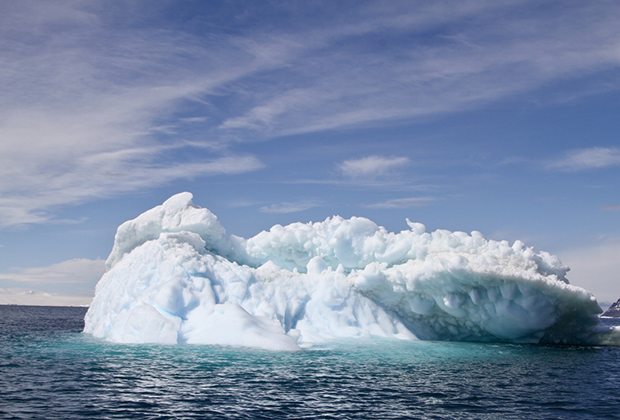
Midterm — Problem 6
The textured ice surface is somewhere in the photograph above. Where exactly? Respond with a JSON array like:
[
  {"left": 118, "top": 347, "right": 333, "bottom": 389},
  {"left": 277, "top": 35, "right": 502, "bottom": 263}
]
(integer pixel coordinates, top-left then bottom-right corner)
[{"left": 85, "top": 193, "right": 615, "bottom": 350}]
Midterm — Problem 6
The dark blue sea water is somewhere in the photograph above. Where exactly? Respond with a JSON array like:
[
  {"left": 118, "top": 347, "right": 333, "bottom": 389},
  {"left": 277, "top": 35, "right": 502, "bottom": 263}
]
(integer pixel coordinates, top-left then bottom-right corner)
[{"left": 1, "top": 306, "right": 620, "bottom": 419}]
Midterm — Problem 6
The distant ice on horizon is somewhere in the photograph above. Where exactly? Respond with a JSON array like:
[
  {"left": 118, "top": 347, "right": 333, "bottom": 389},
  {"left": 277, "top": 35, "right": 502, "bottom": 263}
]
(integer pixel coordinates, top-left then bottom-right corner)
[{"left": 84, "top": 193, "right": 619, "bottom": 350}]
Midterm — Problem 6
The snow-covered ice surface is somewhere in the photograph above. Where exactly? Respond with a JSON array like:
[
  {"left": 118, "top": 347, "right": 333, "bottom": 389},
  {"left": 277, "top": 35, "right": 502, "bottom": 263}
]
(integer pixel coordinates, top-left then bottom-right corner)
[{"left": 84, "top": 193, "right": 619, "bottom": 350}]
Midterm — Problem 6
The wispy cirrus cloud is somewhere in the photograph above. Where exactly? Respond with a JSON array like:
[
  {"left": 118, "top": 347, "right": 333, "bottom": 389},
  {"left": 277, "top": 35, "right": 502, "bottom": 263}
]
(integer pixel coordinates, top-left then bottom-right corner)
[
  {"left": 2, "top": 1, "right": 620, "bottom": 228},
  {"left": 546, "top": 147, "right": 620, "bottom": 171},
  {"left": 339, "top": 156, "right": 410, "bottom": 179},
  {"left": 0, "top": 154, "right": 264, "bottom": 228},
  {"left": 0, "top": 258, "right": 105, "bottom": 295},
  {"left": 218, "top": 2, "right": 620, "bottom": 139},
  {"left": 260, "top": 201, "right": 322, "bottom": 214},
  {"left": 224, "top": 199, "right": 265, "bottom": 208},
  {"left": 0, "top": 258, "right": 105, "bottom": 284},
  {"left": 0, "top": 2, "right": 274, "bottom": 227},
  {"left": 366, "top": 197, "right": 434, "bottom": 209},
  {"left": 601, "top": 205, "right": 620, "bottom": 211}
]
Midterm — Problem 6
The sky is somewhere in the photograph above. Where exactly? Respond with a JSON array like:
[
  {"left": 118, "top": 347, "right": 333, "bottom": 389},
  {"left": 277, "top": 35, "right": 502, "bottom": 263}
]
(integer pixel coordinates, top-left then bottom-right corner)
[{"left": 0, "top": 0, "right": 618, "bottom": 306}]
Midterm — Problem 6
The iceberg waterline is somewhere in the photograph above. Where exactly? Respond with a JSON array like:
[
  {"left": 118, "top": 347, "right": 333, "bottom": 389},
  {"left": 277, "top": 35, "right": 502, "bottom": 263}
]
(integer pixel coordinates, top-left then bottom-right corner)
[{"left": 84, "top": 193, "right": 617, "bottom": 350}]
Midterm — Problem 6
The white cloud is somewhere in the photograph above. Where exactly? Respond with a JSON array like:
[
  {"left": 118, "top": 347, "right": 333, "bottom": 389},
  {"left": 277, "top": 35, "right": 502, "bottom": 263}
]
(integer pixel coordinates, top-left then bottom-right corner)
[
  {"left": 0, "top": 3, "right": 273, "bottom": 227},
  {"left": 339, "top": 156, "right": 410, "bottom": 179},
  {"left": 0, "top": 258, "right": 105, "bottom": 286},
  {"left": 218, "top": 2, "right": 620, "bottom": 139},
  {"left": 180, "top": 117, "right": 209, "bottom": 123},
  {"left": 547, "top": 147, "right": 620, "bottom": 171},
  {"left": 366, "top": 197, "right": 433, "bottom": 209},
  {"left": 0, "top": 258, "right": 106, "bottom": 299},
  {"left": 225, "top": 199, "right": 264, "bottom": 208},
  {"left": 0, "top": 155, "right": 264, "bottom": 228},
  {"left": 0, "top": 288, "right": 92, "bottom": 307},
  {"left": 559, "top": 242, "right": 620, "bottom": 304},
  {"left": 1, "top": 1, "right": 619, "bottom": 227},
  {"left": 260, "top": 201, "right": 321, "bottom": 214},
  {"left": 601, "top": 205, "right": 620, "bottom": 211}
]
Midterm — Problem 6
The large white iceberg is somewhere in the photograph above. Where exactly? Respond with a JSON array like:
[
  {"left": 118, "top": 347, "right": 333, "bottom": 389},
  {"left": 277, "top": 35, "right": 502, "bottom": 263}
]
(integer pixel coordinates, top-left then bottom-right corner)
[{"left": 84, "top": 193, "right": 615, "bottom": 350}]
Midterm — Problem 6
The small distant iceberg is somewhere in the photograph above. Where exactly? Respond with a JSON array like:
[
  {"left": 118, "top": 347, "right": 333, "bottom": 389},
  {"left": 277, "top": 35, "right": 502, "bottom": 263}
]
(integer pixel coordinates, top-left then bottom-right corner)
[
  {"left": 84, "top": 193, "right": 618, "bottom": 350},
  {"left": 602, "top": 299, "right": 620, "bottom": 318}
]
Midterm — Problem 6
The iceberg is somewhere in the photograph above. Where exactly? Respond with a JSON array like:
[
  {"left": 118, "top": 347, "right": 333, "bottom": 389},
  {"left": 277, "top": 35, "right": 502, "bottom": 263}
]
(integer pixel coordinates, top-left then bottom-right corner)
[
  {"left": 84, "top": 193, "right": 615, "bottom": 350},
  {"left": 603, "top": 299, "right": 620, "bottom": 318}
]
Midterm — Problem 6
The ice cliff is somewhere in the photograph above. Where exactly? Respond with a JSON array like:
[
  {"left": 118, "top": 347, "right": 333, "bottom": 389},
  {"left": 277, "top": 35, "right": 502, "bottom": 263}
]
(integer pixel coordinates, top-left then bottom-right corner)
[{"left": 84, "top": 193, "right": 615, "bottom": 350}]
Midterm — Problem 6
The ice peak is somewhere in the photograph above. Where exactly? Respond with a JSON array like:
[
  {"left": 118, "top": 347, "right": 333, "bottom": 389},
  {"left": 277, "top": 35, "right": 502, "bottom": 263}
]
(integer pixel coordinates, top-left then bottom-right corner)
[
  {"left": 105, "top": 192, "right": 227, "bottom": 270},
  {"left": 162, "top": 191, "right": 195, "bottom": 209}
]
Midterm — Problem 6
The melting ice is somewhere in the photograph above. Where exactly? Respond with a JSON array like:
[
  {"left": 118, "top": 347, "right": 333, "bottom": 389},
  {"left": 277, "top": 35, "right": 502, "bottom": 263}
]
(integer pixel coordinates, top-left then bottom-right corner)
[{"left": 84, "top": 193, "right": 616, "bottom": 350}]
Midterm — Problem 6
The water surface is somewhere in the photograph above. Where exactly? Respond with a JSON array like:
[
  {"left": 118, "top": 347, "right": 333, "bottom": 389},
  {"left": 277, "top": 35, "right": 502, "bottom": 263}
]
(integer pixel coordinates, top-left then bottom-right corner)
[{"left": 1, "top": 305, "right": 619, "bottom": 419}]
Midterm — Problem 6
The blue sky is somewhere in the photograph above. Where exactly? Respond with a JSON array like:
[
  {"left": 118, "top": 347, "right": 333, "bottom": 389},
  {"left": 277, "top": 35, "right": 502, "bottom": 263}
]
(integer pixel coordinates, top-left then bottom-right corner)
[{"left": 0, "top": 0, "right": 619, "bottom": 305}]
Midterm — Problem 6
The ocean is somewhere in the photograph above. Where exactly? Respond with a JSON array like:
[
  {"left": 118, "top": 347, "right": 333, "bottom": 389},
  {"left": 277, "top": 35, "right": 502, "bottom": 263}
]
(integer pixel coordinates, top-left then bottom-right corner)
[{"left": 1, "top": 305, "right": 619, "bottom": 419}]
